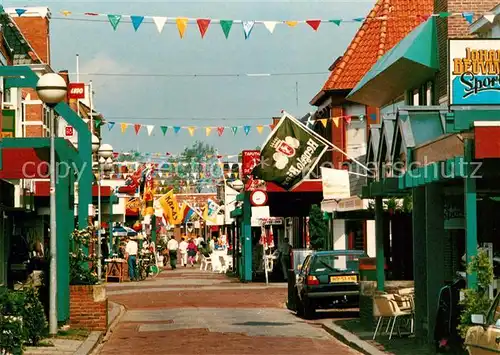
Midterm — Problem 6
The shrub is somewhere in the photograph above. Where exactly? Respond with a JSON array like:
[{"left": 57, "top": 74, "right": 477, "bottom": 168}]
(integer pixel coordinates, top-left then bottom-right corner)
[
  {"left": 0, "top": 288, "right": 25, "bottom": 355},
  {"left": 70, "top": 227, "right": 99, "bottom": 285},
  {"left": 19, "top": 287, "right": 47, "bottom": 346}
]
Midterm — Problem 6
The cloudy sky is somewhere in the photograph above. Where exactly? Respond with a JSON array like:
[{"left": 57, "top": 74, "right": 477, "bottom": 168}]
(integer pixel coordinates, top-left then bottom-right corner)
[{"left": 6, "top": 0, "right": 375, "bottom": 155}]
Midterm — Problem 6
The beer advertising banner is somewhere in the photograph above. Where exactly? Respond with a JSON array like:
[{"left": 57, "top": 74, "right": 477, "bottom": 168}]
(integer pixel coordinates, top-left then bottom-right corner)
[{"left": 450, "top": 39, "right": 500, "bottom": 105}]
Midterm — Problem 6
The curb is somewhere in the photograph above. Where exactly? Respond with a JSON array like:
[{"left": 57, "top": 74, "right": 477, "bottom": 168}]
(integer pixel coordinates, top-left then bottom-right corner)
[
  {"left": 74, "top": 331, "right": 103, "bottom": 355},
  {"left": 88, "top": 301, "right": 126, "bottom": 355},
  {"left": 319, "top": 320, "right": 386, "bottom": 355}
]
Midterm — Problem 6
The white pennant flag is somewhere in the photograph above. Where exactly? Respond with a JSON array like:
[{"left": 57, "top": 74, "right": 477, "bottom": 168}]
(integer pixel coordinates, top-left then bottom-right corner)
[
  {"left": 484, "top": 14, "right": 496, "bottom": 23},
  {"left": 146, "top": 125, "right": 154, "bottom": 136},
  {"left": 158, "top": 172, "right": 163, "bottom": 178},
  {"left": 242, "top": 21, "right": 255, "bottom": 39},
  {"left": 153, "top": 17, "right": 167, "bottom": 33},
  {"left": 263, "top": 21, "right": 277, "bottom": 34}
]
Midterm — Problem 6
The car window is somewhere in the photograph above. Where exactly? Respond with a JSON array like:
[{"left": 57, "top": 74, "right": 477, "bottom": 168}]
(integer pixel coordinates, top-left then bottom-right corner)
[
  {"left": 300, "top": 256, "right": 311, "bottom": 275},
  {"left": 310, "top": 254, "right": 361, "bottom": 273},
  {"left": 487, "top": 291, "right": 500, "bottom": 326}
]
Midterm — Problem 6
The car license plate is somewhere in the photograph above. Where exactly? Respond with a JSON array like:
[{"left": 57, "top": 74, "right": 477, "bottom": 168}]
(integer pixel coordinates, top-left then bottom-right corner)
[{"left": 330, "top": 275, "right": 357, "bottom": 283}]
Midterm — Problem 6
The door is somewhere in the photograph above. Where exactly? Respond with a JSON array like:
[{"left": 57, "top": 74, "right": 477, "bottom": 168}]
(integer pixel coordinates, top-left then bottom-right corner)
[{"left": 466, "top": 293, "right": 500, "bottom": 354}]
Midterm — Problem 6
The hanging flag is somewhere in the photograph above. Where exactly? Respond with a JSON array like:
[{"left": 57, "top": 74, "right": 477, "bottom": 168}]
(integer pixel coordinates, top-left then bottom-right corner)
[
  {"left": 61, "top": 10, "right": 72, "bottom": 16},
  {"left": 203, "top": 198, "right": 220, "bottom": 223},
  {"left": 152, "top": 17, "right": 167, "bottom": 33},
  {"left": 15, "top": 9, "right": 27, "bottom": 16},
  {"left": 332, "top": 117, "right": 339, "bottom": 127},
  {"left": 439, "top": 12, "right": 451, "bottom": 18},
  {"left": 94, "top": 120, "right": 102, "bottom": 129},
  {"left": 187, "top": 127, "right": 196, "bottom": 136},
  {"left": 182, "top": 204, "right": 195, "bottom": 224},
  {"left": 330, "top": 19, "right": 342, "bottom": 26},
  {"left": 353, "top": 17, "right": 365, "bottom": 22},
  {"left": 370, "top": 113, "right": 377, "bottom": 122},
  {"left": 108, "top": 14, "right": 122, "bottom": 31},
  {"left": 205, "top": 127, "right": 212, "bottom": 136},
  {"left": 242, "top": 21, "right": 255, "bottom": 39},
  {"left": 484, "top": 14, "right": 496, "bottom": 23},
  {"left": 231, "top": 126, "right": 238, "bottom": 135},
  {"left": 463, "top": 12, "right": 474, "bottom": 24},
  {"left": 263, "top": 21, "right": 277, "bottom": 34},
  {"left": 146, "top": 125, "right": 154, "bottom": 136},
  {"left": 359, "top": 114, "right": 365, "bottom": 122},
  {"left": 345, "top": 116, "right": 352, "bottom": 124},
  {"left": 244, "top": 126, "right": 251, "bottom": 135},
  {"left": 173, "top": 126, "right": 181, "bottom": 134},
  {"left": 107, "top": 122, "right": 115, "bottom": 131},
  {"left": 286, "top": 21, "right": 298, "bottom": 27},
  {"left": 176, "top": 17, "right": 188, "bottom": 38},
  {"left": 306, "top": 20, "right": 321, "bottom": 31},
  {"left": 320, "top": 119, "right": 328, "bottom": 128},
  {"left": 85, "top": 13, "right": 99, "bottom": 16},
  {"left": 256, "top": 125, "right": 264, "bottom": 134},
  {"left": 269, "top": 123, "right": 276, "bottom": 130},
  {"left": 158, "top": 190, "right": 183, "bottom": 225},
  {"left": 197, "top": 18, "right": 211, "bottom": 38},
  {"left": 130, "top": 15, "right": 144, "bottom": 31},
  {"left": 134, "top": 124, "right": 141, "bottom": 135},
  {"left": 251, "top": 112, "right": 329, "bottom": 191},
  {"left": 160, "top": 126, "right": 168, "bottom": 135},
  {"left": 120, "top": 123, "right": 128, "bottom": 133},
  {"left": 217, "top": 127, "right": 224, "bottom": 136},
  {"left": 220, "top": 20, "right": 233, "bottom": 39}
]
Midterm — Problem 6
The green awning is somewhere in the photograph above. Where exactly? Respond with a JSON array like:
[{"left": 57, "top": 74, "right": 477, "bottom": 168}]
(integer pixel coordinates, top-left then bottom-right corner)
[{"left": 347, "top": 18, "right": 439, "bottom": 107}]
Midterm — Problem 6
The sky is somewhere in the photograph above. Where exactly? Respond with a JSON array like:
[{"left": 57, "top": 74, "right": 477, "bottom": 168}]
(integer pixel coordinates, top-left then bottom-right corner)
[{"left": 6, "top": 0, "right": 375, "bottom": 156}]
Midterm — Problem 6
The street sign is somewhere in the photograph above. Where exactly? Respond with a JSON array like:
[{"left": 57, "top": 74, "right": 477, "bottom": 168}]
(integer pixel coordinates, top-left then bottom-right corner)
[
  {"left": 65, "top": 126, "right": 74, "bottom": 137},
  {"left": 250, "top": 190, "right": 268, "bottom": 206},
  {"left": 242, "top": 150, "right": 261, "bottom": 176},
  {"left": 68, "top": 83, "right": 85, "bottom": 100}
]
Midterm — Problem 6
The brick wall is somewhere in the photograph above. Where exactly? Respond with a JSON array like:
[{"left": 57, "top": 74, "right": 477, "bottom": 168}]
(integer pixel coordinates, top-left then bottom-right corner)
[
  {"left": 69, "top": 285, "right": 108, "bottom": 331},
  {"left": 12, "top": 16, "right": 50, "bottom": 64},
  {"left": 330, "top": 106, "right": 346, "bottom": 169}
]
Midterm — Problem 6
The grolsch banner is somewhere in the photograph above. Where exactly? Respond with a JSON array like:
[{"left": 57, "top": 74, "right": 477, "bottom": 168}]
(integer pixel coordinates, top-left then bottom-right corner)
[{"left": 252, "top": 112, "right": 329, "bottom": 190}]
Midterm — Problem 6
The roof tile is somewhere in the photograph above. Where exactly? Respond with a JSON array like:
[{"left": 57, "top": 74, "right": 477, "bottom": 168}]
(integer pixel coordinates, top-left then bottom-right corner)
[{"left": 321, "top": 0, "right": 433, "bottom": 92}]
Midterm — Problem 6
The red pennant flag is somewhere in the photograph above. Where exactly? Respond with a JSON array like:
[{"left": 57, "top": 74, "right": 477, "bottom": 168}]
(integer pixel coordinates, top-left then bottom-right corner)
[
  {"left": 344, "top": 116, "right": 352, "bottom": 124},
  {"left": 306, "top": 20, "right": 321, "bottom": 31},
  {"left": 197, "top": 18, "right": 211, "bottom": 38},
  {"left": 217, "top": 155, "right": 223, "bottom": 159},
  {"left": 217, "top": 127, "right": 224, "bottom": 136},
  {"left": 269, "top": 124, "right": 276, "bottom": 130},
  {"left": 134, "top": 124, "right": 142, "bottom": 135},
  {"left": 419, "top": 14, "right": 431, "bottom": 21}
]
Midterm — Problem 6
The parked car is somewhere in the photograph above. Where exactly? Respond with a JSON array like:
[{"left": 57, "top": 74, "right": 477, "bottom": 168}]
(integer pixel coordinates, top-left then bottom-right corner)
[
  {"left": 465, "top": 291, "right": 500, "bottom": 354},
  {"left": 294, "top": 250, "right": 366, "bottom": 318}
]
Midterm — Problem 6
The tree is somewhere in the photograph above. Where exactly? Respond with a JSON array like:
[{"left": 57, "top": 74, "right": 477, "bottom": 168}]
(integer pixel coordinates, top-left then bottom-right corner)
[{"left": 309, "top": 204, "right": 328, "bottom": 250}]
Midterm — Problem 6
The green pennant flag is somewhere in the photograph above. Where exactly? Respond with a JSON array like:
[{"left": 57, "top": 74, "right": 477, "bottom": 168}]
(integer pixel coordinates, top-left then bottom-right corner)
[
  {"left": 94, "top": 120, "right": 102, "bottom": 128},
  {"left": 231, "top": 126, "right": 238, "bottom": 135},
  {"left": 252, "top": 112, "right": 329, "bottom": 191},
  {"left": 220, "top": 20, "right": 233, "bottom": 39},
  {"left": 330, "top": 19, "right": 342, "bottom": 26},
  {"left": 108, "top": 14, "right": 122, "bottom": 31},
  {"left": 160, "top": 126, "right": 168, "bottom": 136},
  {"left": 439, "top": 12, "right": 451, "bottom": 18}
]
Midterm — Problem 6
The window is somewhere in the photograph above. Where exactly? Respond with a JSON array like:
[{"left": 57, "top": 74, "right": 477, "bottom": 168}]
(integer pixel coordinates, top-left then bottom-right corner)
[
  {"left": 346, "top": 119, "right": 366, "bottom": 159},
  {"left": 406, "top": 81, "right": 434, "bottom": 106}
]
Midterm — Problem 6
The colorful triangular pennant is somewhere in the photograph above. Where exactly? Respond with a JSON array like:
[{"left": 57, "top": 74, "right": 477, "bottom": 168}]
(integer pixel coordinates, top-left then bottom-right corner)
[
  {"left": 108, "top": 14, "right": 122, "bottom": 31},
  {"left": 220, "top": 20, "right": 233, "bottom": 39},
  {"left": 242, "top": 21, "right": 255, "bottom": 39},
  {"left": 256, "top": 125, "right": 264, "bottom": 134},
  {"left": 176, "top": 17, "right": 188, "bottom": 38},
  {"left": 370, "top": 113, "right": 377, "bottom": 122},
  {"left": 330, "top": 19, "right": 342, "bottom": 26},
  {"left": 463, "top": 12, "right": 474, "bottom": 24},
  {"left": 146, "top": 125, "right": 154, "bottom": 136},
  {"left": 269, "top": 124, "right": 276, "bottom": 130},
  {"left": 173, "top": 126, "right": 181, "bottom": 134},
  {"left": 345, "top": 116, "right": 352, "bottom": 124},
  {"left": 439, "top": 12, "right": 451, "bottom": 18},
  {"left": 484, "top": 14, "right": 495, "bottom": 23},
  {"left": 15, "top": 9, "right": 27, "bottom": 16},
  {"left": 306, "top": 20, "right": 321, "bottom": 31},
  {"left": 152, "top": 17, "right": 167, "bottom": 33},
  {"left": 187, "top": 127, "right": 196, "bottom": 136},
  {"left": 197, "top": 19, "right": 211, "bottom": 38},
  {"left": 205, "top": 127, "right": 212, "bottom": 136},
  {"left": 332, "top": 117, "right": 339, "bottom": 127},
  {"left": 286, "top": 21, "right": 298, "bottom": 27},
  {"left": 320, "top": 119, "right": 328, "bottom": 128},
  {"left": 217, "top": 127, "right": 225, "bottom": 136},
  {"left": 244, "top": 126, "right": 251, "bottom": 135},
  {"left": 263, "top": 21, "right": 277, "bottom": 34},
  {"left": 130, "top": 15, "right": 144, "bottom": 31},
  {"left": 160, "top": 126, "right": 168, "bottom": 135},
  {"left": 120, "top": 123, "right": 128, "bottom": 133},
  {"left": 61, "top": 10, "right": 72, "bottom": 16},
  {"left": 353, "top": 17, "right": 365, "bottom": 22},
  {"left": 231, "top": 126, "right": 238, "bottom": 135},
  {"left": 94, "top": 120, "right": 102, "bottom": 129},
  {"left": 107, "top": 122, "right": 115, "bottom": 131},
  {"left": 134, "top": 124, "right": 141, "bottom": 135}
]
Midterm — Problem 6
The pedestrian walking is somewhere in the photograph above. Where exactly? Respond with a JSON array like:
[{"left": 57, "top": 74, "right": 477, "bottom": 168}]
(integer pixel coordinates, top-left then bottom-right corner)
[
  {"left": 278, "top": 237, "right": 292, "bottom": 281},
  {"left": 179, "top": 237, "right": 188, "bottom": 267},
  {"left": 167, "top": 236, "right": 179, "bottom": 270},
  {"left": 125, "top": 236, "right": 138, "bottom": 281},
  {"left": 187, "top": 239, "right": 198, "bottom": 267}
]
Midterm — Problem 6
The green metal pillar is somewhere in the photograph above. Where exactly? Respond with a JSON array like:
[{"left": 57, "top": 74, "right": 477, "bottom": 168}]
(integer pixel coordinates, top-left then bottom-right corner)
[
  {"left": 108, "top": 211, "right": 113, "bottom": 255},
  {"left": 151, "top": 215, "right": 157, "bottom": 245},
  {"left": 464, "top": 139, "right": 478, "bottom": 289},
  {"left": 375, "top": 196, "right": 385, "bottom": 291},
  {"left": 412, "top": 186, "right": 427, "bottom": 339},
  {"left": 425, "top": 183, "right": 445, "bottom": 343},
  {"left": 242, "top": 192, "right": 252, "bottom": 282}
]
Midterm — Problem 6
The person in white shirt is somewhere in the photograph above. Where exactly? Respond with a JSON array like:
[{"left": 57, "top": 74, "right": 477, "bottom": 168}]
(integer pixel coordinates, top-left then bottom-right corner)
[
  {"left": 179, "top": 237, "right": 188, "bottom": 267},
  {"left": 167, "top": 237, "right": 179, "bottom": 270},
  {"left": 194, "top": 235, "right": 204, "bottom": 262},
  {"left": 125, "top": 236, "right": 138, "bottom": 281}
]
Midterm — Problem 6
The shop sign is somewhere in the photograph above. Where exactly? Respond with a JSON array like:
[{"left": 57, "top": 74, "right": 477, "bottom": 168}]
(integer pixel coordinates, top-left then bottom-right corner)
[
  {"left": 444, "top": 195, "right": 465, "bottom": 229},
  {"left": 337, "top": 197, "right": 364, "bottom": 212},
  {"left": 65, "top": 126, "right": 74, "bottom": 137},
  {"left": 68, "top": 83, "right": 85, "bottom": 100},
  {"left": 450, "top": 39, "right": 500, "bottom": 105},
  {"left": 242, "top": 150, "right": 261, "bottom": 177}
]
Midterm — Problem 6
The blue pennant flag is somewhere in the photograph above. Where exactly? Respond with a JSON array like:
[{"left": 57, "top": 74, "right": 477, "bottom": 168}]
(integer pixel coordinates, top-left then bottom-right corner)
[
  {"left": 462, "top": 12, "right": 474, "bottom": 24},
  {"left": 173, "top": 126, "right": 181, "bottom": 134},
  {"left": 370, "top": 114, "right": 377, "bottom": 121},
  {"left": 353, "top": 17, "right": 365, "bottom": 22},
  {"left": 15, "top": 8, "right": 27, "bottom": 16},
  {"left": 244, "top": 125, "right": 251, "bottom": 135},
  {"left": 107, "top": 122, "right": 115, "bottom": 131},
  {"left": 131, "top": 15, "right": 144, "bottom": 31}
]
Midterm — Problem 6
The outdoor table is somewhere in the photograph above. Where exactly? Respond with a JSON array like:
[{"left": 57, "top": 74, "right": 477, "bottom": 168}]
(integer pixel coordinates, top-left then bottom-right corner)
[
  {"left": 211, "top": 250, "right": 231, "bottom": 271},
  {"left": 105, "top": 258, "right": 127, "bottom": 282}
]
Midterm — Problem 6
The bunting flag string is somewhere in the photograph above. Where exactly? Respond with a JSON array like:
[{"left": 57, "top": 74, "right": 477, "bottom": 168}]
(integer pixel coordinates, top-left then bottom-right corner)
[{"left": 43, "top": 9, "right": 494, "bottom": 37}]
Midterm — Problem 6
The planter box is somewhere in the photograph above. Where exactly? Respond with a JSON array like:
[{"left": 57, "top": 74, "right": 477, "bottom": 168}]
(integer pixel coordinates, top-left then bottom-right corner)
[{"left": 69, "top": 284, "right": 108, "bottom": 331}]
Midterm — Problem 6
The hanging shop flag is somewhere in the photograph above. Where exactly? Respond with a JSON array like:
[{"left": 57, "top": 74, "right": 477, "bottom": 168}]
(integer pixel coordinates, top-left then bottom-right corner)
[
  {"left": 306, "top": 20, "right": 321, "bottom": 31},
  {"left": 321, "top": 167, "right": 350, "bottom": 200},
  {"left": 152, "top": 16, "right": 167, "bottom": 33},
  {"left": 173, "top": 126, "right": 181, "bottom": 134},
  {"left": 256, "top": 125, "right": 264, "bottom": 134},
  {"left": 182, "top": 205, "right": 195, "bottom": 224},
  {"left": 263, "top": 21, "right": 277, "bottom": 34},
  {"left": 108, "top": 14, "right": 122, "bottom": 30},
  {"left": 286, "top": 21, "right": 298, "bottom": 27},
  {"left": 176, "top": 17, "right": 188, "bottom": 38},
  {"left": 131, "top": 15, "right": 144, "bottom": 31},
  {"left": 158, "top": 190, "right": 183, "bottom": 224},
  {"left": 330, "top": 19, "right": 342, "bottom": 26},
  {"left": 197, "top": 18, "right": 211, "bottom": 38},
  {"left": 160, "top": 126, "right": 168, "bottom": 135},
  {"left": 205, "top": 127, "right": 212, "bottom": 136},
  {"left": 120, "top": 123, "right": 128, "bottom": 133},
  {"left": 217, "top": 127, "right": 225, "bottom": 136},
  {"left": 242, "top": 21, "right": 255, "bottom": 39},
  {"left": 134, "top": 124, "right": 142, "bottom": 135},
  {"left": 252, "top": 112, "right": 329, "bottom": 190},
  {"left": 187, "top": 126, "right": 196, "bottom": 136},
  {"left": 146, "top": 125, "right": 154, "bottom": 136},
  {"left": 244, "top": 125, "right": 251, "bottom": 135},
  {"left": 231, "top": 126, "right": 238, "bottom": 135},
  {"left": 107, "top": 122, "right": 115, "bottom": 131},
  {"left": 203, "top": 198, "right": 220, "bottom": 223},
  {"left": 320, "top": 119, "right": 328, "bottom": 128},
  {"left": 220, "top": 20, "right": 233, "bottom": 38}
]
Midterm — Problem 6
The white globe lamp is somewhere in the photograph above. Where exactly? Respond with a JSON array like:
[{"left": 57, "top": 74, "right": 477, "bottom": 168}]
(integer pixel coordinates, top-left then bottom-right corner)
[{"left": 36, "top": 73, "right": 67, "bottom": 107}]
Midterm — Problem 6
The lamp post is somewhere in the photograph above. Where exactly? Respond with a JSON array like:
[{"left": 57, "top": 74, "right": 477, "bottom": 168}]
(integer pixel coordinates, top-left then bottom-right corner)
[{"left": 36, "top": 73, "right": 68, "bottom": 337}]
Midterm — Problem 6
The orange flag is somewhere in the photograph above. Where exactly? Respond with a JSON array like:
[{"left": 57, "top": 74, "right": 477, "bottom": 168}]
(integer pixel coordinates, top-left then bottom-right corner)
[
  {"left": 256, "top": 125, "right": 264, "bottom": 134},
  {"left": 120, "top": 123, "right": 128, "bottom": 133},
  {"left": 134, "top": 124, "right": 141, "bottom": 135},
  {"left": 176, "top": 18, "right": 188, "bottom": 38}
]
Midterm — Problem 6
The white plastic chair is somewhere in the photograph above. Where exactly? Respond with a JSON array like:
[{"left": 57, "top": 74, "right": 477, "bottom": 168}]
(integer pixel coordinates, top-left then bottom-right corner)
[
  {"left": 219, "top": 256, "right": 228, "bottom": 273},
  {"left": 200, "top": 255, "right": 213, "bottom": 271}
]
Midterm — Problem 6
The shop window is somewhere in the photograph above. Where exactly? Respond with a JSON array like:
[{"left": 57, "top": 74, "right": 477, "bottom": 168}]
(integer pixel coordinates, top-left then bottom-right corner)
[
  {"left": 346, "top": 119, "right": 366, "bottom": 159},
  {"left": 407, "top": 81, "right": 434, "bottom": 106}
]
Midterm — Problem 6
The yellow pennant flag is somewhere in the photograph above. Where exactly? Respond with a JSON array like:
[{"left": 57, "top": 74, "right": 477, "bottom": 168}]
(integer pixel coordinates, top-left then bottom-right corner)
[
  {"left": 176, "top": 18, "right": 188, "bottom": 38},
  {"left": 187, "top": 127, "right": 195, "bottom": 136},
  {"left": 205, "top": 127, "right": 212, "bottom": 137},
  {"left": 332, "top": 117, "right": 340, "bottom": 127},
  {"left": 320, "top": 119, "right": 328, "bottom": 128},
  {"left": 61, "top": 10, "right": 72, "bottom": 16},
  {"left": 286, "top": 21, "right": 298, "bottom": 27},
  {"left": 120, "top": 123, "right": 128, "bottom": 133},
  {"left": 256, "top": 125, "right": 264, "bottom": 134}
]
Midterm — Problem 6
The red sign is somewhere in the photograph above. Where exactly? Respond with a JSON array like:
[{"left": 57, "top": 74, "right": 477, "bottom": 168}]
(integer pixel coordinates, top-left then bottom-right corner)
[
  {"left": 68, "top": 83, "right": 85, "bottom": 100},
  {"left": 65, "top": 126, "right": 74, "bottom": 137},
  {"left": 242, "top": 150, "right": 261, "bottom": 176}
]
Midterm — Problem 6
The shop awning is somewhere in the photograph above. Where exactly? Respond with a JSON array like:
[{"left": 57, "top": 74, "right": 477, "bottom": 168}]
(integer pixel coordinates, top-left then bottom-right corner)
[{"left": 347, "top": 18, "right": 439, "bottom": 107}]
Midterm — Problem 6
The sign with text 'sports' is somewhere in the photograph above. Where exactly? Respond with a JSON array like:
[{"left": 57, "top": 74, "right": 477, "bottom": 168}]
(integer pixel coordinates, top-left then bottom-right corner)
[
  {"left": 68, "top": 83, "right": 85, "bottom": 100},
  {"left": 450, "top": 39, "right": 500, "bottom": 105}
]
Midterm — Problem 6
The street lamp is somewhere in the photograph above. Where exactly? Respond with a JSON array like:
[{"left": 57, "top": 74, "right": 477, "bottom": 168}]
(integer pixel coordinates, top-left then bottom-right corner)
[
  {"left": 231, "top": 179, "right": 244, "bottom": 192},
  {"left": 36, "top": 73, "right": 67, "bottom": 337},
  {"left": 91, "top": 135, "right": 100, "bottom": 154}
]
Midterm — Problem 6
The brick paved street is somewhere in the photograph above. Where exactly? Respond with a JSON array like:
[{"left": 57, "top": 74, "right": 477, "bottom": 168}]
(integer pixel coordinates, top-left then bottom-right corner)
[{"left": 98, "top": 268, "right": 361, "bottom": 355}]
